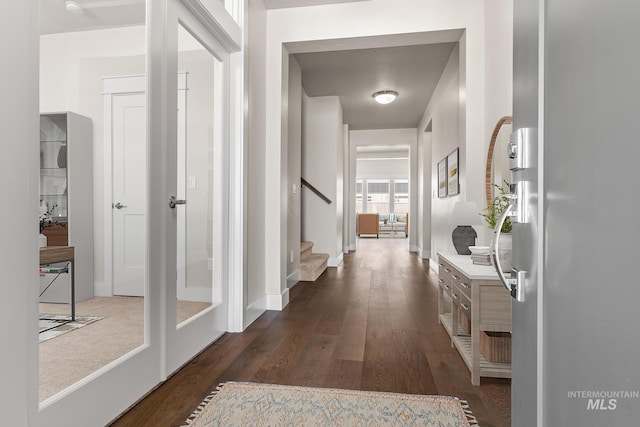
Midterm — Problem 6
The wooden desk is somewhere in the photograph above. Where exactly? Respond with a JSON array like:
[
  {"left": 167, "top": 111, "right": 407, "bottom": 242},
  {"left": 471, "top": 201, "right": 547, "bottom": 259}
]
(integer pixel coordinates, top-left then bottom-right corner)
[{"left": 39, "top": 246, "right": 75, "bottom": 320}]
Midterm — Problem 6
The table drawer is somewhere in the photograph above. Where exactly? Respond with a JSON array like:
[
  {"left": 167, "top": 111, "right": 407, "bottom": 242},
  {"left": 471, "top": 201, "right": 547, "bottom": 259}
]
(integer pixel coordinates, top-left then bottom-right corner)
[
  {"left": 439, "top": 278, "right": 453, "bottom": 296},
  {"left": 439, "top": 260, "right": 455, "bottom": 283},
  {"left": 450, "top": 270, "right": 471, "bottom": 299},
  {"left": 458, "top": 290, "right": 472, "bottom": 320}
]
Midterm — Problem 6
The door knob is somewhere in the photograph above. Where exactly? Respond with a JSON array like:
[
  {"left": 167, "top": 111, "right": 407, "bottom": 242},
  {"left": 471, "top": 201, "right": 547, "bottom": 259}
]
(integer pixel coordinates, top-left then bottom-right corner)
[
  {"left": 113, "top": 202, "right": 127, "bottom": 209},
  {"left": 169, "top": 196, "right": 187, "bottom": 209}
]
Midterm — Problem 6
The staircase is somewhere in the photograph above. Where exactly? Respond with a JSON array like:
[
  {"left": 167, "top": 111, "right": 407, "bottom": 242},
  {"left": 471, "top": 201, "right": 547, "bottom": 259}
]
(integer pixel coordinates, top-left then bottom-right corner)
[{"left": 299, "top": 241, "right": 329, "bottom": 281}]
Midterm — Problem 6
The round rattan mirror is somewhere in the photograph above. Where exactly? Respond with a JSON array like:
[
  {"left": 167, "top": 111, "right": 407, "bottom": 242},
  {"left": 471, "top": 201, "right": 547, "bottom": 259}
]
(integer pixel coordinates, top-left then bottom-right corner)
[{"left": 485, "top": 116, "right": 513, "bottom": 208}]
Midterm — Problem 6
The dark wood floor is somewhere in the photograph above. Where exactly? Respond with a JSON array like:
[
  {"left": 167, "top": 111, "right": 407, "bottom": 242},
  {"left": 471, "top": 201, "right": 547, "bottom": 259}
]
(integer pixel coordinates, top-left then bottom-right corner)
[{"left": 111, "top": 238, "right": 510, "bottom": 427}]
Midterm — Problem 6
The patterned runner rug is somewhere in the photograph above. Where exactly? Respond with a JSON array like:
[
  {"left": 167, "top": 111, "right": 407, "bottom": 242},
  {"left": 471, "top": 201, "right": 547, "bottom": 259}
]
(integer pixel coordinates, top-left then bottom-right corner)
[
  {"left": 184, "top": 382, "right": 478, "bottom": 427},
  {"left": 39, "top": 314, "right": 103, "bottom": 343}
]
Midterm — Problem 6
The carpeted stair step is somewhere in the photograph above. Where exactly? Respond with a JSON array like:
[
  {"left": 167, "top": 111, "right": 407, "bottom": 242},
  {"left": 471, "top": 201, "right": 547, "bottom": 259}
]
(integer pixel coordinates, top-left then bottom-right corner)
[
  {"left": 300, "top": 241, "right": 314, "bottom": 261},
  {"left": 299, "top": 253, "right": 329, "bottom": 281}
]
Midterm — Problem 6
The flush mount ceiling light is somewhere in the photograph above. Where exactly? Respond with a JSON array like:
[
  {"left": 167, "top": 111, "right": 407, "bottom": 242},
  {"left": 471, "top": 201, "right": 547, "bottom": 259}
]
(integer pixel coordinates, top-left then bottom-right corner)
[
  {"left": 372, "top": 90, "right": 398, "bottom": 105},
  {"left": 65, "top": 1, "right": 84, "bottom": 15}
]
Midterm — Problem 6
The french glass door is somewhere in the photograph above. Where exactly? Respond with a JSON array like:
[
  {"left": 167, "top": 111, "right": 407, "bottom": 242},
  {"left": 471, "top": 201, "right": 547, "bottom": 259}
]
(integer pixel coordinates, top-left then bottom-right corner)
[{"left": 164, "top": 0, "right": 233, "bottom": 373}]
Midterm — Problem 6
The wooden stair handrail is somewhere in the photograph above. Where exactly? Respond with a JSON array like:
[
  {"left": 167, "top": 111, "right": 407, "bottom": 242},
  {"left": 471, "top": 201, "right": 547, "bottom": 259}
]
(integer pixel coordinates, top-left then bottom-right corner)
[{"left": 301, "top": 177, "right": 332, "bottom": 204}]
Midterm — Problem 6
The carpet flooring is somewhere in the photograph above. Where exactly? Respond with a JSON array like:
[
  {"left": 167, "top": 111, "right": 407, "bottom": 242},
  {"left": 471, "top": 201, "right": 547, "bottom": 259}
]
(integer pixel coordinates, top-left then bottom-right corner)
[{"left": 39, "top": 296, "right": 211, "bottom": 402}]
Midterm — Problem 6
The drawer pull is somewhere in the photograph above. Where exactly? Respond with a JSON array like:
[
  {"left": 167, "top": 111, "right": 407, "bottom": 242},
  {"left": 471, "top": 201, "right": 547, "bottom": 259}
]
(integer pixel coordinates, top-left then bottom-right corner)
[
  {"left": 460, "top": 282, "right": 470, "bottom": 289},
  {"left": 439, "top": 263, "right": 444, "bottom": 267},
  {"left": 444, "top": 268, "right": 451, "bottom": 273},
  {"left": 444, "top": 285, "right": 451, "bottom": 290},
  {"left": 439, "top": 278, "right": 444, "bottom": 283},
  {"left": 452, "top": 293, "right": 460, "bottom": 300},
  {"left": 461, "top": 303, "right": 470, "bottom": 311},
  {"left": 452, "top": 274, "right": 459, "bottom": 280}
]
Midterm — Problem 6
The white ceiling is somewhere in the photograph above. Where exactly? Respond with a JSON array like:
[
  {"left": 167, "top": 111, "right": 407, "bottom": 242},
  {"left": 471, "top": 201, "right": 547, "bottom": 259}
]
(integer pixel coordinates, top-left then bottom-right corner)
[
  {"left": 294, "top": 42, "right": 456, "bottom": 131},
  {"left": 40, "top": 0, "right": 460, "bottom": 145},
  {"left": 40, "top": 0, "right": 145, "bottom": 35},
  {"left": 263, "top": 0, "right": 368, "bottom": 9}
]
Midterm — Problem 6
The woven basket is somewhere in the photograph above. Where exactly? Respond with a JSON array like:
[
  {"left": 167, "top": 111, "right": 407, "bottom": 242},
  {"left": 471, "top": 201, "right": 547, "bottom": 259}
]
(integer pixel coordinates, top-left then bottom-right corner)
[{"left": 480, "top": 331, "right": 511, "bottom": 363}]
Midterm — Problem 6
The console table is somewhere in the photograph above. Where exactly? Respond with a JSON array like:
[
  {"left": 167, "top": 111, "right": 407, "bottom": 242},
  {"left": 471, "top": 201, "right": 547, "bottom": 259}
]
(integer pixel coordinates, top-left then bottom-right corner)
[
  {"left": 39, "top": 246, "right": 75, "bottom": 320},
  {"left": 437, "top": 252, "right": 511, "bottom": 385}
]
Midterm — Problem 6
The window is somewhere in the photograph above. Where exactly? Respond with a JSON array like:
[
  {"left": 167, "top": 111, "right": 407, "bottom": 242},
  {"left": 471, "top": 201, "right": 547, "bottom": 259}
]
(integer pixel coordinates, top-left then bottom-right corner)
[
  {"left": 394, "top": 179, "right": 409, "bottom": 214},
  {"left": 356, "top": 178, "right": 409, "bottom": 214},
  {"left": 355, "top": 180, "right": 363, "bottom": 213},
  {"left": 366, "top": 180, "right": 390, "bottom": 213}
]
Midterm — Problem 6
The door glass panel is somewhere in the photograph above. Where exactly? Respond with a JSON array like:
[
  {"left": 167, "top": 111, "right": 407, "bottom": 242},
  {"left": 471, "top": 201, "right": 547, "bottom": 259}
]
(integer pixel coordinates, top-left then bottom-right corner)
[
  {"left": 39, "top": 0, "right": 146, "bottom": 403},
  {"left": 176, "top": 23, "right": 217, "bottom": 325}
]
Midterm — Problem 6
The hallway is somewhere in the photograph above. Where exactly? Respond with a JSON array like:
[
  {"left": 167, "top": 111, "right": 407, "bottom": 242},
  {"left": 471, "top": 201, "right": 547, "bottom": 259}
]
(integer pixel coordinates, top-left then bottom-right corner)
[{"left": 113, "top": 238, "right": 510, "bottom": 426}]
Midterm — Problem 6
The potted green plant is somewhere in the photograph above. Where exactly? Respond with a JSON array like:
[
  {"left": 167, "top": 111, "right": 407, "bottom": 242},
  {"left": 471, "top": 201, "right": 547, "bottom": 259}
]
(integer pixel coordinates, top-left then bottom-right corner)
[
  {"left": 480, "top": 180, "right": 512, "bottom": 272},
  {"left": 480, "top": 180, "right": 512, "bottom": 233}
]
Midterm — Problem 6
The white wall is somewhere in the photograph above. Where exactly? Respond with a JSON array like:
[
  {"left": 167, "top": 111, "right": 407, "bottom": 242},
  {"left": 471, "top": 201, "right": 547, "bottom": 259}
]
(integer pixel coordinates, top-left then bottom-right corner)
[
  {"left": 263, "top": 0, "right": 494, "bottom": 294},
  {"left": 356, "top": 158, "right": 408, "bottom": 179},
  {"left": 301, "top": 95, "right": 344, "bottom": 264},
  {"left": 483, "top": 0, "right": 514, "bottom": 221},
  {"left": 418, "top": 43, "right": 462, "bottom": 260},
  {"left": 416, "top": 0, "right": 513, "bottom": 264},
  {"left": 246, "top": 0, "right": 268, "bottom": 318},
  {"left": 286, "top": 56, "right": 302, "bottom": 283},
  {"left": 417, "top": 128, "right": 432, "bottom": 257},
  {"left": 342, "top": 124, "right": 350, "bottom": 252},
  {"left": 1, "top": 1, "right": 39, "bottom": 423}
]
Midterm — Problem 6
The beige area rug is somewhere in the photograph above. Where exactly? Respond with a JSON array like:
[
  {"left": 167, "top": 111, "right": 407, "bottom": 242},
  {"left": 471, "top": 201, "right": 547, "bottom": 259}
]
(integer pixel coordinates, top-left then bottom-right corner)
[
  {"left": 184, "top": 382, "right": 478, "bottom": 427},
  {"left": 39, "top": 296, "right": 211, "bottom": 402}
]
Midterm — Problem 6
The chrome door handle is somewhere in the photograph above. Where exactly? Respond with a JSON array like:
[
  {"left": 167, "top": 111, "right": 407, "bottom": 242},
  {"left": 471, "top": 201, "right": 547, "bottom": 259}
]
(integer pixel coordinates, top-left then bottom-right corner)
[
  {"left": 491, "top": 201, "right": 525, "bottom": 302},
  {"left": 169, "top": 196, "right": 187, "bottom": 209},
  {"left": 113, "top": 202, "right": 127, "bottom": 209}
]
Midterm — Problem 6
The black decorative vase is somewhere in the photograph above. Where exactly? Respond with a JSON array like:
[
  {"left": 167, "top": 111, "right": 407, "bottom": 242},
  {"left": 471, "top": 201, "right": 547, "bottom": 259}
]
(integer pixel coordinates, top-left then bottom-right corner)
[{"left": 452, "top": 225, "right": 477, "bottom": 255}]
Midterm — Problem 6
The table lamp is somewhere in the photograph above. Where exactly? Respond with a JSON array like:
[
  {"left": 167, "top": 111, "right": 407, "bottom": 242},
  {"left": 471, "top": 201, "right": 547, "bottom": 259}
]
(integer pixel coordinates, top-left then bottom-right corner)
[{"left": 451, "top": 201, "right": 481, "bottom": 255}]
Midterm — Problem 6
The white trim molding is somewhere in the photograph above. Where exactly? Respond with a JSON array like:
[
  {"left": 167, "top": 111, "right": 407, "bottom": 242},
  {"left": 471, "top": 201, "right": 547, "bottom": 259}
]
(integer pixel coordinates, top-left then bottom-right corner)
[
  {"left": 265, "top": 288, "right": 290, "bottom": 311},
  {"left": 180, "top": 0, "right": 242, "bottom": 53},
  {"left": 328, "top": 253, "right": 344, "bottom": 267},
  {"left": 244, "top": 297, "right": 267, "bottom": 329},
  {"left": 287, "top": 271, "right": 300, "bottom": 288}
]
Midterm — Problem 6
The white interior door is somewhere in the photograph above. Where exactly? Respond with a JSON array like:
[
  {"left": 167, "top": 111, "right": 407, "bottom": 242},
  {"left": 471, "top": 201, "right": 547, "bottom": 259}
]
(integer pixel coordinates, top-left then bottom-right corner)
[{"left": 112, "top": 93, "right": 147, "bottom": 296}]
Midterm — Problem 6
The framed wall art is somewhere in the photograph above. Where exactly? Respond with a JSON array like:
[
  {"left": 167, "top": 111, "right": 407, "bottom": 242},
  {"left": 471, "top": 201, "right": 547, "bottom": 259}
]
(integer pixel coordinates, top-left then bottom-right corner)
[
  {"left": 447, "top": 148, "right": 459, "bottom": 196},
  {"left": 437, "top": 158, "right": 447, "bottom": 197}
]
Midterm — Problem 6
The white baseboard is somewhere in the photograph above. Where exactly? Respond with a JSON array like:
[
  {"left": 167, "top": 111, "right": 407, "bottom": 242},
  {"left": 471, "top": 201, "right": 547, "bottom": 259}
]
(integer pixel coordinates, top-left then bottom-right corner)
[
  {"left": 287, "top": 271, "right": 299, "bottom": 288},
  {"left": 409, "top": 245, "right": 419, "bottom": 253},
  {"left": 348, "top": 243, "right": 356, "bottom": 251},
  {"left": 244, "top": 297, "right": 267, "bottom": 329},
  {"left": 416, "top": 247, "right": 431, "bottom": 259},
  {"left": 343, "top": 245, "right": 350, "bottom": 254},
  {"left": 94, "top": 281, "right": 112, "bottom": 297},
  {"left": 266, "top": 288, "right": 290, "bottom": 311},
  {"left": 430, "top": 257, "right": 439, "bottom": 274},
  {"left": 328, "top": 252, "right": 343, "bottom": 267}
]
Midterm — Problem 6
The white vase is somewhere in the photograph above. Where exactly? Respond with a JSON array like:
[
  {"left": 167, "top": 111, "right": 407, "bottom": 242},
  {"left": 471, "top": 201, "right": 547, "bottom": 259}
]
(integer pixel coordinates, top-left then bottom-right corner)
[
  {"left": 491, "top": 233, "right": 512, "bottom": 273},
  {"left": 38, "top": 233, "right": 48, "bottom": 248}
]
